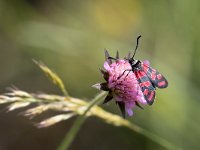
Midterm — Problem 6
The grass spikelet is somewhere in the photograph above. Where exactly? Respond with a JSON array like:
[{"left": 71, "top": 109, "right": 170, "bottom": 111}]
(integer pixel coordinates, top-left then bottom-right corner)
[
  {"left": 7, "top": 102, "right": 31, "bottom": 111},
  {"left": 33, "top": 60, "right": 69, "bottom": 97},
  {"left": 24, "top": 105, "right": 50, "bottom": 118},
  {"left": 37, "top": 113, "right": 76, "bottom": 128},
  {"left": 6, "top": 89, "right": 32, "bottom": 98},
  {"left": 0, "top": 89, "right": 182, "bottom": 150}
]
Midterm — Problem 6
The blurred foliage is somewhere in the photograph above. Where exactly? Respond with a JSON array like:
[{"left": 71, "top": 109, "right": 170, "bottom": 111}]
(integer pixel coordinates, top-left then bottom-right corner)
[{"left": 0, "top": 0, "right": 200, "bottom": 150}]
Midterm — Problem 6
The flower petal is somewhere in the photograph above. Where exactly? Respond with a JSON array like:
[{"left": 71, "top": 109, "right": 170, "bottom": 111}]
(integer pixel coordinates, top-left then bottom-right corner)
[
  {"left": 143, "top": 60, "right": 150, "bottom": 66},
  {"left": 104, "top": 61, "right": 111, "bottom": 71},
  {"left": 126, "top": 108, "right": 133, "bottom": 116}
]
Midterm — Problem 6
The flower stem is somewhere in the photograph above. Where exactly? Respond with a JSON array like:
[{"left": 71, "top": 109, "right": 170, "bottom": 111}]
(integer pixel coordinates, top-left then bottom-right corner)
[
  {"left": 57, "top": 92, "right": 106, "bottom": 150},
  {"left": 126, "top": 123, "right": 182, "bottom": 150},
  {"left": 90, "top": 104, "right": 182, "bottom": 150}
]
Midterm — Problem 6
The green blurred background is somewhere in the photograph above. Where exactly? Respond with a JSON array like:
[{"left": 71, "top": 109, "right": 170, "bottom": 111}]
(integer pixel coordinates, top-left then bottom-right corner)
[{"left": 0, "top": 0, "right": 200, "bottom": 150}]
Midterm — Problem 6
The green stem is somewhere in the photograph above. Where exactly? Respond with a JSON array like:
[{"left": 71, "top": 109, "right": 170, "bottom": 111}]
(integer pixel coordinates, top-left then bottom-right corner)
[
  {"left": 62, "top": 88, "right": 69, "bottom": 98},
  {"left": 57, "top": 92, "right": 106, "bottom": 150},
  {"left": 126, "top": 124, "right": 182, "bottom": 150}
]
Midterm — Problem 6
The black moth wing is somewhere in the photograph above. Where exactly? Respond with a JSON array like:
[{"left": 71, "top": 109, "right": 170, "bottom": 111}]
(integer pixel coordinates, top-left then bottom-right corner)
[
  {"left": 134, "top": 69, "right": 156, "bottom": 105},
  {"left": 142, "top": 63, "right": 168, "bottom": 89}
]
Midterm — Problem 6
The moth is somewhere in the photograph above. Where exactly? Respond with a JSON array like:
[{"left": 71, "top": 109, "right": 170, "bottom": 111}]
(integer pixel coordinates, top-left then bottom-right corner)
[{"left": 108, "top": 35, "right": 168, "bottom": 105}]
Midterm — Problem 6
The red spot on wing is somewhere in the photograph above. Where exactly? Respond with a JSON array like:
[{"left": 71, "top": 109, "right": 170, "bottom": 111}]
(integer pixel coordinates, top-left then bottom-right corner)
[
  {"left": 157, "top": 74, "right": 162, "bottom": 80},
  {"left": 158, "top": 81, "right": 166, "bottom": 87},
  {"left": 140, "top": 81, "right": 151, "bottom": 87},
  {"left": 151, "top": 70, "right": 156, "bottom": 80},
  {"left": 143, "top": 64, "right": 149, "bottom": 73},
  {"left": 148, "top": 91, "right": 155, "bottom": 101},
  {"left": 142, "top": 63, "right": 168, "bottom": 89},
  {"left": 140, "top": 71, "right": 146, "bottom": 78},
  {"left": 135, "top": 70, "right": 146, "bottom": 80},
  {"left": 143, "top": 89, "right": 148, "bottom": 95}
]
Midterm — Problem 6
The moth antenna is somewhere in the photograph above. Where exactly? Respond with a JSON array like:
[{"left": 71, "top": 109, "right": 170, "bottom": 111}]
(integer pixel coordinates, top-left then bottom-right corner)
[{"left": 131, "top": 35, "right": 141, "bottom": 60}]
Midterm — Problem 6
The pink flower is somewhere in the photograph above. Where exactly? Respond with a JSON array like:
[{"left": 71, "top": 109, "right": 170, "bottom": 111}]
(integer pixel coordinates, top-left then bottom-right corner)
[{"left": 93, "top": 50, "right": 147, "bottom": 117}]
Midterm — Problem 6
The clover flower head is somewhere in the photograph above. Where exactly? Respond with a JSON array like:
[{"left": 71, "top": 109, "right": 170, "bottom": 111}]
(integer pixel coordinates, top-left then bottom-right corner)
[{"left": 93, "top": 50, "right": 148, "bottom": 117}]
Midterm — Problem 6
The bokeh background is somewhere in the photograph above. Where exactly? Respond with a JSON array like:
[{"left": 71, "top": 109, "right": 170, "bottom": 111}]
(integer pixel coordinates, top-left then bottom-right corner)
[{"left": 0, "top": 0, "right": 200, "bottom": 150}]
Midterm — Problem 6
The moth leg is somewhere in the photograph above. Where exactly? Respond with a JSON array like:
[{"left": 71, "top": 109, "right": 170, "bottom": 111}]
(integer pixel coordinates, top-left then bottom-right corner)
[
  {"left": 124, "top": 70, "right": 132, "bottom": 79},
  {"left": 108, "top": 56, "right": 117, "bottom": 60},
  {"left": 117, "top": 69, "right": 132, "bottom": 80}
]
